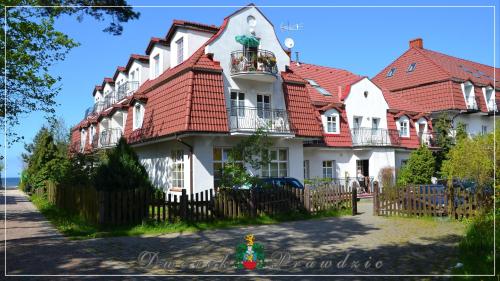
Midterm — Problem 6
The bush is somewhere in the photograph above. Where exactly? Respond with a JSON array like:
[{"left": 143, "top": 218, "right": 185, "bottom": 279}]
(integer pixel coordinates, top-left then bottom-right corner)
[
  {"left": 93, "top": 137, "right": 153, "bottom": 191},
  {"left": 397, "top": 145, "right": 435, "bottom": 186},
  {"left": 378, "top": 167, "right": 395, "bottom": 188}
]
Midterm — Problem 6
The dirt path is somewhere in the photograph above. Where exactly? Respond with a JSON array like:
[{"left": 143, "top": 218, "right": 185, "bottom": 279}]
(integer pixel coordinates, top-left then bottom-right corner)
[{"left": 2, "top": 188, "right": 466, "bottom": 277}]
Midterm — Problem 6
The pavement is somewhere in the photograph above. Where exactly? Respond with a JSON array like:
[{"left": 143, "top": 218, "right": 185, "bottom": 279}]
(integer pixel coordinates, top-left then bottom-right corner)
[{"left": 1, "top": 188, "right": 466, "bottom": 279}]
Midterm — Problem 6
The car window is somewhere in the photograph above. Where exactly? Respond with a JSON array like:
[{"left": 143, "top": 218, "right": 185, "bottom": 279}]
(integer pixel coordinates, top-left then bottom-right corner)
[{"left": 287, "top": 179, "right": 302, "bottom": 188}]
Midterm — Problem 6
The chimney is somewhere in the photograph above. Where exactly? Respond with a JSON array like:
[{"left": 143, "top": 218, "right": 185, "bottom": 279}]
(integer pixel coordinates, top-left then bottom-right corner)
[
  {"left": 409, "top": 38, "right": 423, "bottom": 49},
  {"left": 295, "top": 51, "right": 300, "bottom": 66},
  {"left": 285, "top": 49, "right": 291, "bottom": 58}
]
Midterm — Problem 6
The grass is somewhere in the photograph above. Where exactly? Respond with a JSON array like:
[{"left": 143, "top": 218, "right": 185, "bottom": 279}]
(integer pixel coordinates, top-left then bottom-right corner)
[
  {"left": 30, "top": 194, "right": 351, "bottom": 240},
  {"left": 452, "top": 210, "right": 496, "bottom": 279}
]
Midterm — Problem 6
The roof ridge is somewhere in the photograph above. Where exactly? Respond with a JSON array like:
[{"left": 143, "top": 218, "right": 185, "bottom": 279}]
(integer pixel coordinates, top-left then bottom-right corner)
[{"left": 421, "top": 47, "right": 498, "bottom": 70}]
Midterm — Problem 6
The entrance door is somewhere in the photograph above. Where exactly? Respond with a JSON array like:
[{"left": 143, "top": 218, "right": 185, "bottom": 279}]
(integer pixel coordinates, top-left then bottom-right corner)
[{"left": 356, "top": 159, "right": 370, "bottom": 192}]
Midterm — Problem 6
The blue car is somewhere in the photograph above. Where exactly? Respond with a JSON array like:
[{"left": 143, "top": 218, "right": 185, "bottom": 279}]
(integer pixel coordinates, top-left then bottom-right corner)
[{"left": 254, "top": 177, "right": 304, "bottom": 189}]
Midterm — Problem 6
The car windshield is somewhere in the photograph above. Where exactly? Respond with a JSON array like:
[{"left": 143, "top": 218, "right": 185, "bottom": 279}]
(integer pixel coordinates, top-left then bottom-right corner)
[{"left": 288, "top": 179, "right": 302, "bottom": 188}]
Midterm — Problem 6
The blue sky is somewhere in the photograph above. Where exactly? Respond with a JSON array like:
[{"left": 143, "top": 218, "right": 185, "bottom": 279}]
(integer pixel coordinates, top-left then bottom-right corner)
[{"left": 5, "top": 0, "right": 499, "bottom": 177}]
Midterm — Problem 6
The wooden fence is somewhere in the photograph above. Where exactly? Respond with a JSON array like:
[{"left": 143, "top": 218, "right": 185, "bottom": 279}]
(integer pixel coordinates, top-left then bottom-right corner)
[
  {"left": 373, "top": 182, "right": 480, "bottom": 219},
  {"left": 43, "top": 182, "right": 355, "bottom": 226}
]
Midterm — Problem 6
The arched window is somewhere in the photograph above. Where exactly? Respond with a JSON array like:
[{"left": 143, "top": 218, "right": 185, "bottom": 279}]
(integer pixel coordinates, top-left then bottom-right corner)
[
  {"left": 133, "top": 102, "right": 144, "bottom": 130},
  {"left": 322, "top": 109, "right": 340, "bottom": 134},
  {"left": 396, "top": 116, "right": 410, "bottom": 137}
]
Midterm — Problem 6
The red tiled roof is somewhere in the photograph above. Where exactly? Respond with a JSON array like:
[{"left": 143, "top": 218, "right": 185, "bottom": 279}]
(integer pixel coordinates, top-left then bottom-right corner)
[
  {"left": 323, "top": 109, "right": 352, "bottom": 147},
  {"left": 165, "top": 19, "right": 219, "bottom": 43},
  {"left": 289, "top": 62, "right": 363, "bottom": 104},
  {"left": 145, "top": 37, "right": 169, "bottom": 55},
  {"left": 386, "top": 112, "right": 420, "bottom": 149},
  {"left": 373, "top": 43, "right": 500, "bottom": 113},
  {"left": 125, "top": 54, "right": 149, "bottom": 72},
  {"left": 125, "top": 44, "right": 228, "bottom": 144},
  {"left": 112, "top": 66, "right": 126, "bottom": 81},
  {"left": 281, "top": 71, "right": 323, "bottom": 138}
]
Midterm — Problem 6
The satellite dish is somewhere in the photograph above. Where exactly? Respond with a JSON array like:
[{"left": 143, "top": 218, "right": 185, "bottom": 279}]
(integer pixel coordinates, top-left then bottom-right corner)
[{"left": 284, "top": 37, "right": 295, "bottom": 49}]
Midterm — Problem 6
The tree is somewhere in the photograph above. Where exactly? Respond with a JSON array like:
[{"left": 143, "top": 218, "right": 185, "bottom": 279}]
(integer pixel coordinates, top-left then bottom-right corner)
[
  {"left": 454, "top": 121, "right": 468, "bottom": 141},
  {"left": 24, "top": 127, "right": 68, "bottom": 190},
  {"left": 1, "top": 1, "right": 140, "bottom": 146},
  {"left": 432, "top": 113, "right": 454, "bottom": 175},
  {"left": 442, "top": 131, "right": 494, "bottom": 191},
  {"left": 218, "top": 128, "right": 273, "bottom": 188},
  {"left": 93, "top": 137, "right": 152, "bottom": 191},
  {"left": 397, "top": 145, "right": 436, "bottom": 186}
]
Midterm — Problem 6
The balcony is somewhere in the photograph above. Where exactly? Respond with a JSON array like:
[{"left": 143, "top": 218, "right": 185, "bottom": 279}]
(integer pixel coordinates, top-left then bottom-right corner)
[
  {"left": 230, "top": 49, "right": 278, "bottom": 82},
  {"left": 418, "top": 132, "right": 439, "bottom": 148},
  {"left": 350, "top": 128, "right": 400, "bottom": 146},
  {"left": 99, "top": 128, "right": 123, "bottom": 148},
  {"left": 116, "top": 81, "right": 140, "bottom": 100},
  {"left": 227, "top": 107, "right": 293, "bottom": 134}
]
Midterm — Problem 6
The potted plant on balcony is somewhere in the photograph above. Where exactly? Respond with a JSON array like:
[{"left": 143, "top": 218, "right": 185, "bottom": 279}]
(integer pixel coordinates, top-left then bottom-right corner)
[{"left": 257, "top": 55, "right": 265, "bottom": 71}]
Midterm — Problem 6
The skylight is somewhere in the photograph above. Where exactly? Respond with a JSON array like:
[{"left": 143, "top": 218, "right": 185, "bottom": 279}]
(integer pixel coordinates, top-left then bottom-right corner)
[
  {"left": 305, "top": 79, "right": 332, "bottom": 96},
  {"left": 407, "top": 63, "right": 416, "bottom": 72},
  {"left": 386, "top": 68, "right": 396, "bottom": 77}
]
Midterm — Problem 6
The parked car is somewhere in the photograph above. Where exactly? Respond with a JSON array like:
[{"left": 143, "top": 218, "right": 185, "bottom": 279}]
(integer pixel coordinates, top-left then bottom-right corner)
[{"left": 252, "top": 177, "right": 304, "bottom": 190}]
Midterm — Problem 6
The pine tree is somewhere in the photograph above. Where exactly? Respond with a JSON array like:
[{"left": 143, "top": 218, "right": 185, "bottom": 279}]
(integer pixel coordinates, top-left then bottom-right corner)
[{"left": 397, "top": 145, "right": 436, "bottom": 186}]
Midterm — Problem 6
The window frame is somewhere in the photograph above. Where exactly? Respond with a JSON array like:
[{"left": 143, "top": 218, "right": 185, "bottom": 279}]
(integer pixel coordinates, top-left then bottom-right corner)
[
  {"left": 303, "top": 160, "right": 310, "bottom": 180},
  {"left": 322, "top": 160, "right": 335, "bottom": 179},
  {"left": 133, "top": 102, "right": 144, "bottom": 130},
  {"left": 398, "top": 117, "right": 410, "bottom": 138},
  {"left": 386, "top": 68, "right": 396, "bottom": 77},
  {"left": 171, "top": 149, "right": 185, "bottom": 189},
  {"left": 257, "top": 94, "right": 271, "bottom": 119},
  {"left": 176, "top": 37, "right": 184, "bottom": 64},
  {"left": 153, "top": 54, "right": 160, "bottom": 78},
  {"left": 213, "top": 147, "right": 244, "bottom": 187},
  {"left": 407, "top": 63, "right": 417, "bottom": 72},
  {"left": 261, "top": 148, "right": 288, "bottom": 178},
  {"left": 230, "top": 90, "right": 245, "bottom": 117},
  {"left": 323, "top": 109, "right": 340, "bottom": 134}
]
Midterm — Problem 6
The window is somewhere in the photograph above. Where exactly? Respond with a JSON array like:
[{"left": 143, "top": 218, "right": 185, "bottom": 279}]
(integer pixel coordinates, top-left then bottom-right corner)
[
  {"left": 80, "top": 129, "right": 86, "bottom": 150},
  {"left": 153, "top": 54, "right": 160, "bottom": 77},
  {"left": 89, "top": 125, "right": 95, "bottom": 144},
  {"left": 130, "top": 70, "right": 136, "bottom": 82},
  {"left": 133, "top": 103, "right": 144, "bottom": 130},
  {"left": 230, "top": 91, "right": 245, "bottom": 117},
  {"left": 353, "top": 116, "right": 362, "bottom": 129},
  {"left": 481, "top": 125, "right": 488, "bottom": 135},
  {"left": 407, "top": 63, "right": 416, "bottom": 72},
  {"left": 386, "top": 68, "right": 396, "bottom": 77},
  {"left": 400, "top": 159, "right": 408, "bottom": 167},
  {"left": 398, "top": 118, "right": 409, "bottom": 137},
  {"left": 372, "top": 118, "right": 380, "bottom": 130},
  {"left": 257, "top": 94, "right": 271, "bottom": 118},
  {"left": 171, "top": 150, "right": 184, "bottom": 189},
  {"left": 305, "top": 79, "right": 332, "bottom": 96},
  {"left": 213, "top": 147, "right": 243, "bottom": 187},
  {"left": 303, "top": 160, "right": 310, "bottom": 179},
  {"left": 463, "top": 82, "right": 476, "bottom": 109},
  {"left": 322, "top": 160, "right": 335, "bottom": 179},
  {"left": 484, "top": 87, "right": 495, "bottom": 111},
  {"left": 323, "top": 109, "right": 339, "bottom": 133},
  {"left": 176, "top": 37, "right": 184, "bottom": 64},
  {"left": 261, "top": 149, "right": 288, "bottom": 177}
]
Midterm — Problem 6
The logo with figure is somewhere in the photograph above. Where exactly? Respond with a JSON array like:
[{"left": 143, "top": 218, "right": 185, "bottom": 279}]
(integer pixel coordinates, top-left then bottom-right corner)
[{"left": 234, "top": 234, "right": 265, "bottom": 270}]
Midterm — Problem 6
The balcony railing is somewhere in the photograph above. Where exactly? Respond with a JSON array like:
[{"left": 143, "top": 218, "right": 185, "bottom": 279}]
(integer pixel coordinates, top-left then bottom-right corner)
[
  {"left": 99, "top": 128, "right": 123, "bottom": 148},
  {"left": 227, "top": 107, "right": 293, "bottom": 134},
  {"left": 116, "top": 81, "right": 140, "bottom": 100},
  {"left": 350, "top": 128, "right": 400, "bottom": 146},
  {"left": 418, "top": 132, "right": 438, "bottom": 147},
  {"left": 466, "top": 97, "right": 478, "bottom": 110},
  {"left": 230, "top": 49, "right": 278, "bottom": 75}
]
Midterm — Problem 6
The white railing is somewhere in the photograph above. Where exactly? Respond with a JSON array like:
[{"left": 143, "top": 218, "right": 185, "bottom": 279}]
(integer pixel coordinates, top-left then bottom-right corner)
[
  {"left": 350, "top": 128, "right": 400, "bottom": 146},
  {"left": 227, "top": 107, "right": 293, "bottom": 134}
]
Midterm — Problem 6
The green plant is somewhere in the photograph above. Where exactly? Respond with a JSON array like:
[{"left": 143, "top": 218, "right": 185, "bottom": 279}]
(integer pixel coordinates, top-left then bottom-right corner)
[
  {"left": 397, "top": 145, "right": 435, "bottom": 186},
  {"left": 93, "top": 137, "right": 153, "bottom": 191},
  {"left": 432, "top": 113, "right": 454, "bottom": 175},
  {"left": 378, "top": 166, "right": 395, "bottom": 188}
]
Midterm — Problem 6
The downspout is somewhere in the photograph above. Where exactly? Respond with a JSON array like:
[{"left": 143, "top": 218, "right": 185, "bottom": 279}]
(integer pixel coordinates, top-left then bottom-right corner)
[{"left": 176, "top": 137, "right": 194, "bottom": 195}]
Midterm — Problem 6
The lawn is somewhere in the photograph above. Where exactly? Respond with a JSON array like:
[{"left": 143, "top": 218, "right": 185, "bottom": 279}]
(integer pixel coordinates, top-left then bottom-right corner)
[{"left": 30, "top": 193, "right": 351, "bottom": 240}]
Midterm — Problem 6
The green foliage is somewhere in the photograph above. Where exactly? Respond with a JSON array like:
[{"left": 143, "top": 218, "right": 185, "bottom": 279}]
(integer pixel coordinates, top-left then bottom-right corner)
[
  {"left": 219, "top": 128, "right": 273, "bottom": 188},
  {"left": 432, "top": 113, "right": 454, "bottom": 174},
  {"left": 442, "top": 131, "right": 493, "bottom": 191},
  {"left": 397, "top": 145, "right": 435, "bottom": 185},
  {"left": 378, "top": 166, "right": 395, "bottom": 188},
  {"left": 454, "top": 122, "right": 468, "bottom": 141},
  {"left": 24, "top": 127, "right": 68, "bottom": 191},
  {"left": 1, "top": 1, "right": 139, "bottom": 145},
  {"left": 93, "top": 137, "right": 152, "bottom": 191}
]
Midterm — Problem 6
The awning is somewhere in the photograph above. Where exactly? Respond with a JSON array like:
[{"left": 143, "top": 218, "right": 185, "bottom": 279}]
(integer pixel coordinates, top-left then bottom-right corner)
[{"left": 235, "top": 35, "right": 260, "bottom": 47}]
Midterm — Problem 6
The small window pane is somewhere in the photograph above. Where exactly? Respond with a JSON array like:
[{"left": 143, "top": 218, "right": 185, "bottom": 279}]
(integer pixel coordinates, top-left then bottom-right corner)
[
  {"left": 279, "top": 149, "right": 287, "bottom": 161},
  {"left": 270, "top": 150, "right": 278, "bottom": 160},
  {"left": 213, "top": 148, "right": 222, "bottom": 161}
]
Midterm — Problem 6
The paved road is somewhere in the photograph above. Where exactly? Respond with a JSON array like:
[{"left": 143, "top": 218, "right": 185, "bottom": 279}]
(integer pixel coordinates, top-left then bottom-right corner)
[{"left": 1, "top": 188, "right": 465, "bottom": 278}]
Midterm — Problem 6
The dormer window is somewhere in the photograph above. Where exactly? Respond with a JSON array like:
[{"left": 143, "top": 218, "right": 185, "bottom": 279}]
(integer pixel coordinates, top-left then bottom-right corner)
[
  {"left": 386, "top": 68, "right": 396, "bottom": 77},
  {"left": 153, "top": 54, "right": 160, "bottom": 78},
  {"left": 89, "top": 125, "right": 95, "bottom": 144},
  {"left": 322, "top": 109, "right": 340, "bottom": 134},
  {"left": 133, "top": 103, "right": 144, "bottom": 130},
  {"left": 484, "top": 86, "right": 496, "bottom": 111},
  {"left": 407, "top": 63, "right": 416, "bottom": 72},
  {"left": 397, "top": 116, "right": 410, "bottom": 138},
  {"left": 80, "top": 128, "right": 87, "bottom": 150},
  {"left": 462, "top": 81, "right": 477, "bottom": 110},
  {"left": 176, "top": 37, "right": 184, "bottom": 64}
]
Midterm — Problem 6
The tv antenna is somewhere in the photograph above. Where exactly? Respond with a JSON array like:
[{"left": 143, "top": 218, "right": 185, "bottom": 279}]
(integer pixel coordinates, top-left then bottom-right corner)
[{"left": 280, "top": 21, "right": 304, "bottom": 32}]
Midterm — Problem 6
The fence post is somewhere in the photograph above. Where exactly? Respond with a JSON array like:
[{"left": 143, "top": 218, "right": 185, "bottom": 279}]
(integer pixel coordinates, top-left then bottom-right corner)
[
  {"left": 373, "top": 181, "right": 379, "bottom": 216},
  {"left": 180, "top": 189, "right": 188, "bottom": 220},
  {"left": 304, "top": 186, "right": 310, "bottom": 212},
  {"left": 249, "top": 188, "right": 256, "bottom": 218},
  {"left": 448, "top": 184, "right": 455, "bottom": 219},
  {"left": 351, "top": 188, "right": 357, "bottom": 215}
]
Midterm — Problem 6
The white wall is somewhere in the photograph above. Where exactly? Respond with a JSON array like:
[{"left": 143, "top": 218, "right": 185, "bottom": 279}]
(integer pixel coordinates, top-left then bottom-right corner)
[
  {"left": 102, "top": 83, "right": 114, "bottom": 96},
  {"left": 128, "top": 61, "right": 149, "bottom": 85},
  {"left": 304, "top": 147, "right": 396, "bottom": 182},
  {"left": 454, "top": 113, "right": 495, "bottom": 137},
  {"left": 169, "top": 28, "right": 213, "bottom": 68},
  {"left": 149, "top": 44, "right": 170, "bottom": 79},
  {"left": 344, "top": 78, "right": 389, "bottom": 129},
  {"left": 94, "top": 90, "right": 103, "bottom": 103},
  {"left": 395, "top": 150, "right": 411, "bottom": 171},
  {"left": 206, "top": 6, "right": 291, "bottom": 112},
  {"left": 115, "top": 72, "right": 128, "bottom": 89}
]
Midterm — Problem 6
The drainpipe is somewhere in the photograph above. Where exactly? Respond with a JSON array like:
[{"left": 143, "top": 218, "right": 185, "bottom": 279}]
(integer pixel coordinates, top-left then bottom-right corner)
[{"left": 176, "top": 137, "right": 194, "bottom": 195}]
